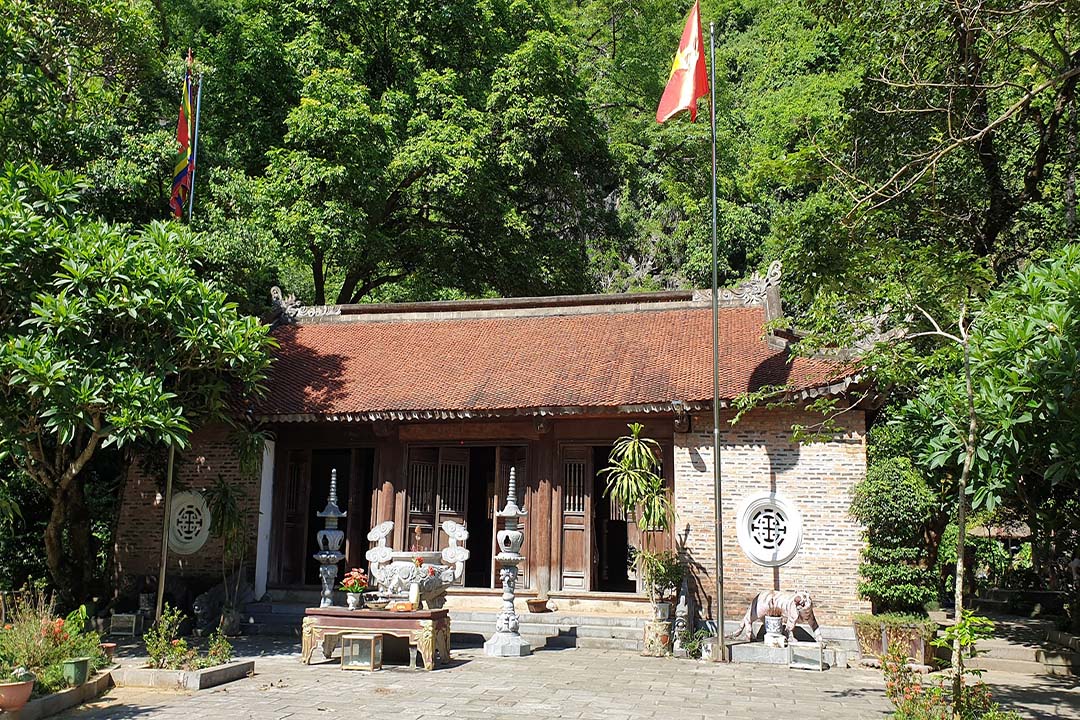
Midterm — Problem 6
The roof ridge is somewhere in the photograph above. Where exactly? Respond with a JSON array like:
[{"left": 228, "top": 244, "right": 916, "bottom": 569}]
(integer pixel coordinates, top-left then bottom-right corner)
[{"left": 268, "top": 261, "right": 784, "bottom": 325}]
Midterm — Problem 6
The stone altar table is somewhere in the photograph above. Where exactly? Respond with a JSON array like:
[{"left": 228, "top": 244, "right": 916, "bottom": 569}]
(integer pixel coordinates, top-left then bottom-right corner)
[{"left": 301, "top": 607, "right": 451, "bottom": 670}]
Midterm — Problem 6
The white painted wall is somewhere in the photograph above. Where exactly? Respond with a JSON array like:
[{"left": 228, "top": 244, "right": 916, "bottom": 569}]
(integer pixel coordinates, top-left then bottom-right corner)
[{"left": 254, "top": 439, "right": 276, "bottom": 600}]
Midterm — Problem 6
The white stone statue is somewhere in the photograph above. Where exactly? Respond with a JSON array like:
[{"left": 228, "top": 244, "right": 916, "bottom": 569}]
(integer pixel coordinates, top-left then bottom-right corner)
[
  {"left": 364, "top": 520, "right": 470, "bottom": 609},
  {"left": 730, "top": 589, "right": 822, "bottom": 643}
]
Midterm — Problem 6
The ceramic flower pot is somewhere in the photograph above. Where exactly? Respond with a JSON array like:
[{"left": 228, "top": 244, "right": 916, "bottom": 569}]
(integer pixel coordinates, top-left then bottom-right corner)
[
  {"left": 652, "top": 601, "right": 672, "bottom": 621},
  {"left": 764, "top": 615, "right": 783, "bottom": 636},
  {"left": 62, "top": 657, "right": 90, "bottom": 686},
  {"left": 0, "top": 679, "right": 34, "bottom": 712},
  {"left": 99, "top": 642, "right": 117, "bottom": 662},
  {"left": 346, "top": 592, "right": 363, "bottom": 610}
]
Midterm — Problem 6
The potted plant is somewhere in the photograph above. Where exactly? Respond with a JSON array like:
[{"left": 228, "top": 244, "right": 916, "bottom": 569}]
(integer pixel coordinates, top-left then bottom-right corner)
[
  {"left": 98, "top": 642, "right": 117, "bottom": 662},
  {"left": 636, "top": 549, "right": 684, "bottom": 619},
  {"left": 61, "top": 656, "right": 90, "bottom": 686},
  {"left": 204, "top": 476, "right": 253, "bottom": 634},
  {"left": 0, "top": 667, "right": 35, "bottom": 713},
  {"left": 340, "top": 568, "right": 369, "bottom": 610},
  {"left": 601, "top": 423, "right": 676, "bottom": 619},
  {"left": 853, "top": 613, "right": 937, "bottom": 665}
]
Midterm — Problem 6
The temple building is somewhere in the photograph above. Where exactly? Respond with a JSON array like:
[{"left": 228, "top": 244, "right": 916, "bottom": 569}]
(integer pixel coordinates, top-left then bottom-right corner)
[{"left": 114, "top": 264, "right": 871, "bottom": 631}]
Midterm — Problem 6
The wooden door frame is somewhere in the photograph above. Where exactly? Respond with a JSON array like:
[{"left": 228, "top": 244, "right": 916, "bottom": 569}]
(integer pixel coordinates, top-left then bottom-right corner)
[
  {"left": 268, "top": 441, "right": 376, "bottom": 588},
  {"left": 554, "top": 442, "right": 594, "bottom": 592}
]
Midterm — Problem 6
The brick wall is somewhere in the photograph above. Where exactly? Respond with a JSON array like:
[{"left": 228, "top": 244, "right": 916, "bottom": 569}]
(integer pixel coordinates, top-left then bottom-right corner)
[
  {"left": 114, "top": 425, "right": 261, "bottom": 586},
  {"left": 674, "top": 408, "right": 869, "bottom": 626}
]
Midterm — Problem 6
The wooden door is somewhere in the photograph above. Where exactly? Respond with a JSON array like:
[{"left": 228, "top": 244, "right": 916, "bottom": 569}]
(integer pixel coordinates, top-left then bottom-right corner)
[
  {"left": 435, "top": 447, "right": 469, "bottom": 552},
  {"left": 557, "top": 445, "right": 592, "bottom": 591},
  {"left": 491, "top": 446, "right": 528, "bottom": 588},
  {"left": 276, "top": 449, "right": 310, "bottom": 585},
  {"left": 405, "top": 446, "right": 470, "bottom": 552}
]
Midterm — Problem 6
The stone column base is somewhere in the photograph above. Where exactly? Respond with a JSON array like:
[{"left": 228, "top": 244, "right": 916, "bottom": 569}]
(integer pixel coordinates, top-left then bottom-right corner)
[{"left": 484, "top": 632, "right": 532, "bottom": 657}]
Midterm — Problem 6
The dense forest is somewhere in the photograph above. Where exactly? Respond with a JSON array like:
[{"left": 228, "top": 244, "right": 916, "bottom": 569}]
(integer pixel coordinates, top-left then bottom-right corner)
[{"left": 1, "top": 0, "right": 1079, "bottom": 605}]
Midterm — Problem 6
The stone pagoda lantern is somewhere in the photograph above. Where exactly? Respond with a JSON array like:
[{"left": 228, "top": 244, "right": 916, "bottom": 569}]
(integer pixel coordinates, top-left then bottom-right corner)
[
  {"left": 313, "top": 469, "right": 346, "bottom": 608},
  {"left": 484, "top": 468, "right": 532, "bottom": 657}
]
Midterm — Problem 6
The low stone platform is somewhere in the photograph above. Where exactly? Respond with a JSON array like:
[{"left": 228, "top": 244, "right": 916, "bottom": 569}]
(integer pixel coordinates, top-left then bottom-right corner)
[{"left": 726, "top": 640, "right": 851, "bottom": 669}]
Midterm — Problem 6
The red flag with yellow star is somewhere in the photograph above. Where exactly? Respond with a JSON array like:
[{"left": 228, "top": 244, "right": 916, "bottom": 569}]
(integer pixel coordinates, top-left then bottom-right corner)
[{"left": 656, "top": 1, "right": 709, "bottom": 123}]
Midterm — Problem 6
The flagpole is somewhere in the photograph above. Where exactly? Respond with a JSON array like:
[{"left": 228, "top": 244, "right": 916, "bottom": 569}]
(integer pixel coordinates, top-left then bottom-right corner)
[
  {"left": 155, "top": 444, "right": 176, "bottom": 622},
  {"left": 187, "top": 69, "right": 203, "bottom": 223},
  {"left": 708, "top": 20, "right": 728, "bottom": 663}
]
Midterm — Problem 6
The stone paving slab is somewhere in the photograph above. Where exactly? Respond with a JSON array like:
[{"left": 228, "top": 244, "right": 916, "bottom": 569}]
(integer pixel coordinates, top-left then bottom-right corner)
[{"left": 52, "top": 640, "right": 1080, "bottom": 720}]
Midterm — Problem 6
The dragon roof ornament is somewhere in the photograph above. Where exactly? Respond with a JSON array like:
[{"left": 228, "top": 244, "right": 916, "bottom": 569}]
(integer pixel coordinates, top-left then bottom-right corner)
[
  {"left": 270, "top": 286, "right": 341, "bottom": 324},
  {"left": 694, "top": 260, "right": 783, "bottom": 308}
]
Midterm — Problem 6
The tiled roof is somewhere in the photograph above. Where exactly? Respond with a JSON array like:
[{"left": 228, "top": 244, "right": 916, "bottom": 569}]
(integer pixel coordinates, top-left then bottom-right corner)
[{"left": 254, "top": 305, "right": 852, "bottom": 420}]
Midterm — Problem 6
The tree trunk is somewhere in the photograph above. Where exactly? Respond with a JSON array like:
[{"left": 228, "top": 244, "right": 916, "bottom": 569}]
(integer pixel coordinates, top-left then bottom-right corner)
[
  {"left": 952, "top": 334, "right": 977, "bottom": 720},
  {"left": 43, "top": 477, "right": 94, "bottom": 608},
  {"left": 67, "top": 479, "right": 94, "bottom": 599},
  {"left": 44, "top": 491, "right": 69, "bottom": 599}
]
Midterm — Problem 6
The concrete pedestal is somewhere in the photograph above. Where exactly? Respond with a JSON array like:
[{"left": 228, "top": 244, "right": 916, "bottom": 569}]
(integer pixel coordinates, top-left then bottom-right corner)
[{"left": 484, "top": 632, "right": 532, "bottom": 657}]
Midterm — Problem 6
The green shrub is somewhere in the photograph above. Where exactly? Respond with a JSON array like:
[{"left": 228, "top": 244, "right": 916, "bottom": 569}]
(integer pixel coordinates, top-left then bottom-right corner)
[
  {"left": 677, "top": 628, "right": 712, "bottom": 660},
  {"left": 0, "top": 593, "right": 106, "bottom": 696},
  {"left": 881, "top": 613, "right": 1021, "bottom": 720},
  {"left": 144, "top": 605, "right": 185, "bottom": 669},
  {"left": 851, "top": 457, "right": 938, "bottom": 613},
  {"left": 936, "top": 525, "right": 1011, "bottom": 596},
  {"left": 143, "top": 604, "right": 234, "bottom": 671}
]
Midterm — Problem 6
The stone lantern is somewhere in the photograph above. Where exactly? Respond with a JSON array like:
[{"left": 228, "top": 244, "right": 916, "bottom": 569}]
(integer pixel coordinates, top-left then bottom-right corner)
[
  {"left": 484, "top": 468, "right": 532, "bottom": 657},
  {"left": 314, "top": 469, "right": 347, "bottom": 608}
]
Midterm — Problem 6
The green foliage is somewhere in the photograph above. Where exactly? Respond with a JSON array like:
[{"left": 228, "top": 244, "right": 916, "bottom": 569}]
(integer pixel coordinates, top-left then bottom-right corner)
[
  {"left": 145, "top": 604, "right": 233, "bottom": 671},
  {"left": 677, "top": 627, "right": 713, "bottom": 660},
  {"left": 853, "top": 612, "right": 937, "bottom": 638},
  {"left": 633, "top": 549, "right": 684, "bottom": 604},
  {"left": 880, "top": 636, "right": 1017, "bottom": 720},
  {"left": 935, "top": 525, "right": 1011, "bottom": 597},
  {"left": 600, "top": 423, "right": 671, "bottom": 532},
  {"left": 858, "top": 551, "right": 939, "bottom": 615},
  {"left": 143, "top": 604, "right": 185, "bottom": 670},
  {"left": 0, "top": 594, "right": 106, "bottom": 696},
  {"left": 852, "top": 458, "right": 936, "bottom": 547},
  {"left": 931, "top": 611, "right": 994, "bottom": 659},
  {"left": 851, "top": 456, "right": 938, "bottom": 613},
  {"left": 0, "top": 162, "right": 272, "bottom": 601}
]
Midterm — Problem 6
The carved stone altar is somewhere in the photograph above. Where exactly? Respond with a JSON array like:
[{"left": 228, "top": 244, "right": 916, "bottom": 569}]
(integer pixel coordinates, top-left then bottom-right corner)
[
  {"left": 300, "top": 607, "right": 450, "bottom": 670},
  {"left": 364, "top": 520, "right": 470, "bottom": 609}
]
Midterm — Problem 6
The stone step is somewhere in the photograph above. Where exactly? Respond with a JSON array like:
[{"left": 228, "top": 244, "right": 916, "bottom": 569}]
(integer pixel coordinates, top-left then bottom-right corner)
[
  {"left": 449, "top": 610, "right": 651, "bottom": 628},
  {"left": 450, "top": 619, "right": 643, "bottom": 641},
  {"left": 967, "top": 656, "right": 1069, "bottom": 676}
]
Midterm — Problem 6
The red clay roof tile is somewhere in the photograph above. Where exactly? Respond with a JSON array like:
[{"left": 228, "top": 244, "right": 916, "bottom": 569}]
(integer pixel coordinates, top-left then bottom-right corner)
[{"left": 254, "top": 306, "right": 849, "bottom": 418}]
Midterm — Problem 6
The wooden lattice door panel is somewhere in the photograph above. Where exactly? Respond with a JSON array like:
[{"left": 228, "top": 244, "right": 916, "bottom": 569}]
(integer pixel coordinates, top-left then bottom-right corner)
[
  {"left": 406, "top": 447, "right": 438, "bottom": 551},
  {"left": 406, "top": 447, "right": 471, "bottom": 553},
  {"left": 278, "top": 449, "right": 310, "bottom": 584},
  {"left": 435, "top": 448, "right": 469, "bottom": 552},
  {"left": 558, "top": 445, "right": 592, "bottom": 591}
]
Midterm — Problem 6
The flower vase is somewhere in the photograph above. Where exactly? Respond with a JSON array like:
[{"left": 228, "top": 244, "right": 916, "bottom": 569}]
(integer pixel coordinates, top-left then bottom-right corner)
[
  {"left": 0, "top": 680, "right": 34, "bottom": 713},
  {"left": 347, "top": 592, "right": 363, "bottom": 610}
]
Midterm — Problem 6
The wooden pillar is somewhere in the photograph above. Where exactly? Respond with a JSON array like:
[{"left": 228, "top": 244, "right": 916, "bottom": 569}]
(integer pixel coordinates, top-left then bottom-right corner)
[
  {"left": 373, "top": 432, "right": 401, "bottom": 548},
  {"left": 534, "top": 429, "right": 555, "bottom": 597}
]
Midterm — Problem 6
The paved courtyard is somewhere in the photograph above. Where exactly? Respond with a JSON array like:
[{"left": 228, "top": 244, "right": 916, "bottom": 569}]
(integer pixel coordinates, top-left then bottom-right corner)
[{"left": 57, "top": 638, "right": 1079, "bottom": 720}]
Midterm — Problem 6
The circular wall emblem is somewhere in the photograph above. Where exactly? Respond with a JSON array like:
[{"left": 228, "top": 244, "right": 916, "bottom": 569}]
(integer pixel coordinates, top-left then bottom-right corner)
[
  {"left": 168, "top": 491, "right": 211, "bottom": 555},
  {"left": 735, "top": 491, "right": 802, "bottom": 567}
]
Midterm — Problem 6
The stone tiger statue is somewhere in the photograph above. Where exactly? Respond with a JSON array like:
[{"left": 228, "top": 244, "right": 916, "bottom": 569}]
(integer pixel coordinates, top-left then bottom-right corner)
[{"left": 730, "top": 589, "right": 822, "bottom": 643}]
